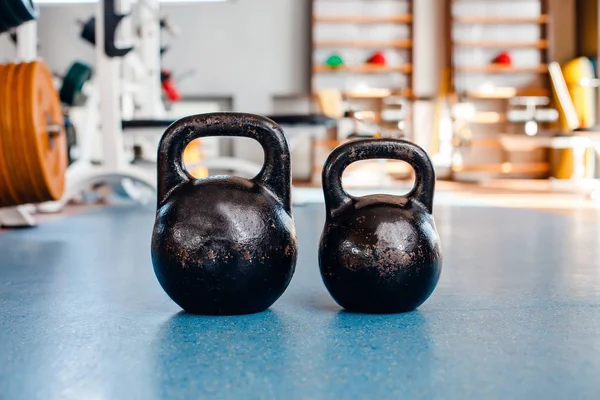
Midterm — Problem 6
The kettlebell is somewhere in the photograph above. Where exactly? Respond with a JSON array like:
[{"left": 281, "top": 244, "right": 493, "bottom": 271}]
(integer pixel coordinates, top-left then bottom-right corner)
[
  {"left": 151, "top": 113, "right": 298, "bottom": 315},
  {"left": 319, "top": 139, "right": 442, "bottom": 313}
]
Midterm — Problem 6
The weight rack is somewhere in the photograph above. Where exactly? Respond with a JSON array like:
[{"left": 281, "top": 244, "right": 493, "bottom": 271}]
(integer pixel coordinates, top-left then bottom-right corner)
[{"left": 0, "top": 0, "right": 164, "bottom": 227}]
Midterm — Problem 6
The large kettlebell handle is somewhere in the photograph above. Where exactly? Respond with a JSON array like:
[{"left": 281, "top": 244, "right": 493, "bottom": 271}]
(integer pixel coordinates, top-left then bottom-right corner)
[
  {"left": 323, "top": 138, "right": 436, "bottom": 217},
  {"left": 156, "top": 112, "right": 292, "bottom": 213}
]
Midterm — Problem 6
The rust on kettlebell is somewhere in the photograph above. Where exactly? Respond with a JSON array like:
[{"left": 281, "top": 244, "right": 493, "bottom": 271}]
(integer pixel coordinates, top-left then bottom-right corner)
[
  {"left": 318, "top": 138, "right": 442, "bottom": 314},
  {"left": 151, "top": 112, "right": 298, "bottom": 315}
]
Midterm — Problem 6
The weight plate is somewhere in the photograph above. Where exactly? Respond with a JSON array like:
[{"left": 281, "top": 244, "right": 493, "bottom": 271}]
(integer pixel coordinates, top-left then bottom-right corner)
[
  {"left": 24, "top": 61, "right": 67, "bottom": 201},
  {"left": 80, "top": 17, "right": 96, "bottom": 45},
  {"left": 0, "top": 63, "right": 26, "bottom": 206},
  {"left": 0, "top": 64, "right": 18, "bottom": 207},
  {"left": 6, "top": 0, "right": 38, "bottom": 24},
  {"left": 10, "top": 61, "right": 39, "bottom": 204},
  {"left": 0, "top": 0, "right": 23, "bottom": 30},
  {"left": 20, "top": 61, "right": 47, "bottom": 203},
  {"left": 0, "top": 64, "right": 23, "bottom": 205},
  {"left": 21, "top": 61, "right": 48, "bottom": 202},
  {"left": 64, "top": 117, "right": 76, "bottom": 165},
  {"left": 0, "top": 64, "right": 8, "bottom": 206},
  {"left": 0, "top": 14, "right": 11, "bottom": 34},
  {"left": 59, "top": 61, "right": 92, "bottom": 106}
]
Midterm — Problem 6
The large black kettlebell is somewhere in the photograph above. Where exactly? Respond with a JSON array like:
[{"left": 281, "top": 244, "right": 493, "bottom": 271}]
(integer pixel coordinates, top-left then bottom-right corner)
[
  {"left": 319, "top": 139, "right": 442, "bottom": 313},
  {"left": 151, "top": 113, "right": 298, "bottom": 315}
]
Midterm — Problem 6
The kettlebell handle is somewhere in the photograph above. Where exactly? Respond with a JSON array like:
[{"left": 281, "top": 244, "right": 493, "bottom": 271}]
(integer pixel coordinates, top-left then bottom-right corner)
[
  {"left": 322, "top": 138, "right": 436, "bottom": 217},
  {"left": 156, "top": 112, "right": 292, "bottom": 213}
]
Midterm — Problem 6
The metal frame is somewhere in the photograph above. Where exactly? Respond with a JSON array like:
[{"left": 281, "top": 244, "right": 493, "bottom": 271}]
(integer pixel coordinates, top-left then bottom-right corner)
[
  {"left": 2, "top": 0, "right": 305, "bottom": 227},
  {"left": 38, "top": 0, "right": 266, "bottom": 212},
  {"left": 39, "top": 0, "right": 158, "bottom": 214}
]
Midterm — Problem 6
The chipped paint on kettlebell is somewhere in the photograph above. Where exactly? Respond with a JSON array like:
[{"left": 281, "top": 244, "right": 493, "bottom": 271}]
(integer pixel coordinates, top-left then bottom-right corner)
[
  {"left": 318, "top": 139, "right": 442, "bottom": 313},
  {"left": 151, "top": 113, "right": 298, "bottom": 315}
]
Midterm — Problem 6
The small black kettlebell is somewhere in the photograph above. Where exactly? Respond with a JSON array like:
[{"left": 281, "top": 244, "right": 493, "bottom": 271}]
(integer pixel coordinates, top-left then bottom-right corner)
[
  {"left": 151, "top": 113, "right": 298, "bottom": 315},
  {"left": 319, "top": 139, "right": 442, "bottom": 313}
]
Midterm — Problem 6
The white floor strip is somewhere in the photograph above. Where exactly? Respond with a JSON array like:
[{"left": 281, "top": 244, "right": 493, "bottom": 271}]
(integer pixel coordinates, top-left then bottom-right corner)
[
  {"left": 292, "top": 187, "right": 490, "bottom": 207},
  {"left": 292, "top": 187, "right": 600, "bottom": 209}
]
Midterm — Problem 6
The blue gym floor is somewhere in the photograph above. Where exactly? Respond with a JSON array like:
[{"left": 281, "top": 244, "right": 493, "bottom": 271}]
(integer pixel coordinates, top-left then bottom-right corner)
[{"left": 1, "top": 201, "right": 600, "bottom": 399}]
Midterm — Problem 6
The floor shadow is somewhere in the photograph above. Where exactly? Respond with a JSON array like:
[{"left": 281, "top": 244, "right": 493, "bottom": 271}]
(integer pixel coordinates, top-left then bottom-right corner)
[
  {"left": 315, "top": 309, "right": 435, "bottom": 396},
  {"left": 150, "top": 308, "right": 294, "bottom": 399},
  {"left": 299, "top": 292, "right": 343, "bottom": 312}
]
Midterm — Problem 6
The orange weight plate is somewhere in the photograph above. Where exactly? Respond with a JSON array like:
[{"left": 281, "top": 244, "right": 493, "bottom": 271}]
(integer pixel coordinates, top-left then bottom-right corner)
[
  {"left": 23, "top": 61, "right": 67, "bottom": 201},
  {"left": 20, "top": 61, "right": 48, "bottom": 203},
  {"left": 10, "top": 62, "right": 39, "bottom": 204},
  {"left": 0, "top": 64, "right": 13, "bottom": 207},
  {"left": 0, "top": 63, "right": 26, "bottom": 206},
  {"left": 7, "top": 62, "right": 31, "bottom": 204},
  {"left": 11, "top": 62, "right": 37, "bottom": 204}
]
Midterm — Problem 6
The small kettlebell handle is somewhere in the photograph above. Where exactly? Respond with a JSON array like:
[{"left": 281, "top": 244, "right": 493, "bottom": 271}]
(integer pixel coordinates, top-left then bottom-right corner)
[
  {"left": 322, "top": 138, "right": 436, "bottom": 217},
  {"left": 156, "top": 112, "right": 292, "bottom": 213}
]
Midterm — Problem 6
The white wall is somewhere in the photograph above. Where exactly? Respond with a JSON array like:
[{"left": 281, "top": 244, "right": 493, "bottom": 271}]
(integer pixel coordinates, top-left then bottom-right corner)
[
  {"left": 160, "top": 0, "right": 310, "bottom": 113},
  {"left": 0, "top": 5, "right": 97, "bottom": 67},
  {"left": 0, "top": 1, "right": 310, "bottom": 114},
  {"left": 411, "top": 0, "right": 448, "bottom": 149},
  {"left": 0, "top": 0, "right": 574, "bottom": 116},
  {"left": 413, "top": 0, "right": 447, "bottom": 97}
]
